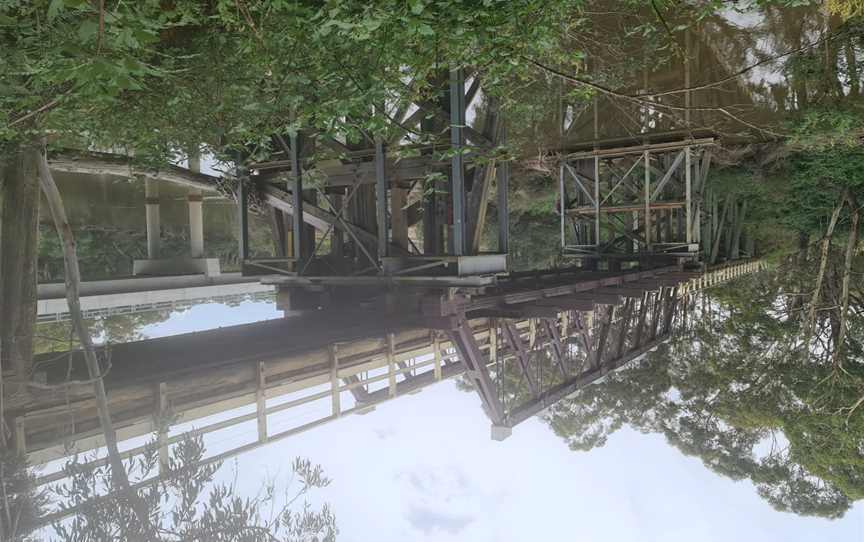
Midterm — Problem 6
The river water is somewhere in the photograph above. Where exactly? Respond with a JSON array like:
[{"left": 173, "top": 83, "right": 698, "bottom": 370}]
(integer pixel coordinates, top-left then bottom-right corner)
[{"left": 2, "top": 3, "right": 863, "bottom": 541}]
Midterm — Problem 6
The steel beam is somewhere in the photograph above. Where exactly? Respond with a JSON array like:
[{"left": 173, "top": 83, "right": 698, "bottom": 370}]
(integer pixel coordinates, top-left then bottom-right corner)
[
  {"left": 375, "top": 137, "right": 388, "bottom": 260},
  {"left": 502, "top": 320, "right": 539, "bottom": 396},
  {"left": 289, "top": 133, "right": 304, "bottom": 268},
  {"left": 541, "top": 318, "right": 568, "bottom": 377},
  {"left": 237, "top": 174, "right": 250, "bottom": 262},
  {"left": 498, "top": 154, "right": 510, "bottom": 254},
  {"left": 450, "top": 68, "right": 467, "bottom": 256},
  {"left": 448, "top": 319, "right": 505, "bottom": 425}
]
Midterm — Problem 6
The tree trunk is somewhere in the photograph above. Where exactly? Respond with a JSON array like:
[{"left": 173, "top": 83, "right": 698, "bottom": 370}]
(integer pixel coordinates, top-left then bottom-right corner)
[
  {"left": 0, "top": 147, "right": 40, "bottom": 379},
  {"left": 832, "top": 195, "right": 860, "bottom": 369},
  {"left": 709, "top": 194, "right": 731, "bottom": 264},
  {"left": 806, "top": 198, "right": 845, "bottom": 334},
  {"left": 731, "top": 200, "right": 748, "bottom": 260},
  {"left": 35, "top": 147, "right": 151, "bottom": 531}
]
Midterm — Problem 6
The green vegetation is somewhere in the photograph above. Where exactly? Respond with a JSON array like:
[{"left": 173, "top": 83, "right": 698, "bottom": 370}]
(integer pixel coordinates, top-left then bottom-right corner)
[
  {"left": 2, "top": 434, "right": 335, "bottom": 541},
  {"left": 545, "top": 267, "right": 864, "bottom": 518}
]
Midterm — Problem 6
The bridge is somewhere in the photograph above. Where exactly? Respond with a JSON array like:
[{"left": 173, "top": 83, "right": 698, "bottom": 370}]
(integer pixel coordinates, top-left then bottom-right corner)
[
  {"left": 49, "top": 65, "right": 753, "bottom": 300},
  {"left": 14, "top": 260, "right": 763, "bottom": 494}
]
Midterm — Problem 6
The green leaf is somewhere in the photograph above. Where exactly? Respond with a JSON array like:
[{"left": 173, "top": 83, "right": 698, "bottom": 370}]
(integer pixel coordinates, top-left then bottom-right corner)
[
  {"left": 47, "top": 0, "right": 65, "bottom": 21},
  {"left": 409, "top": 0, "right": 425, "bottom": 15},
  {"left": 77, "top": 20, "right": 99, "bottom": 42},
  {"left": 417, "top": 23, "right": 434, "bottom": 36}
]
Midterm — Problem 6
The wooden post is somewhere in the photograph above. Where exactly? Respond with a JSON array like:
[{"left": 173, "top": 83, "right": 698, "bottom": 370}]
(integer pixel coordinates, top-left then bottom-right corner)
[
  {"left": 157, "top": 382, "right": 169, "bottom": 470},
  {"left": 330, "top": 345, "right": 340, "bottom": 417},
  {"left": 256, "top": 362, "right": 267, "bottom": 443},
  {"left": 433, "top": 332, "right": 442, "bottom": 381},
  {"left": 387, "top": 333, "right": 397, "bottom": 397}
]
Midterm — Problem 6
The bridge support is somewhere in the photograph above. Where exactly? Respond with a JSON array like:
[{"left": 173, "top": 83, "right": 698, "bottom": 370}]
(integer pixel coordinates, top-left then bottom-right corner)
[
  {"left": 559, "top": 136, "right": 713, "bottom": 266},
  {"left": 144, "top": 178, "right": 161, "bottom": 259},
  {"left": 136, "top": 176, "right": 220, "bottom": 277}
]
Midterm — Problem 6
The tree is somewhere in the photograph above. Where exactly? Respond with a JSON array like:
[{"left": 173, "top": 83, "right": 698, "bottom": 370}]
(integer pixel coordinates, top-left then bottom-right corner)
[
  {"left": 544, "top": 269, "right": 864, "bottom": 519},
  {"left": 1, "top": 433, "right": 335, "bottom": 541}
]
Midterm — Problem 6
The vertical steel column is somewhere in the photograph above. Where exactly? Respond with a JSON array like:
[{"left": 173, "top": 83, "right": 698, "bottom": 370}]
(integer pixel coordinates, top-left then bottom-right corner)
[
  {"left": 237, "top": 168, "right": 250, "bottom": 263},
  {"left": 593, "top": 156, "right": 600, "bottom": 250},
  {"left": 685, "top": 29, "right": 692, "bottom": 126},
  {"left": 643, "top": 151, "right": 651, "bottom": 251},
  {"left": 685, "top": 146, "right": 693, "bottom": 245},
  {"left": 450, "top": 68, "right": 466, "bottom": 256},
  {"left": 559, "top": 163, "right": 566, "bottom": 249},
  {"left": 375, "top": 137, "right": 388, "bottom": 261},
  {"left": 498, "top": 125, "right": 510, "bottom": 254},
  {"left": 289, "top": 133, "right": 304, "bottom": 269}
]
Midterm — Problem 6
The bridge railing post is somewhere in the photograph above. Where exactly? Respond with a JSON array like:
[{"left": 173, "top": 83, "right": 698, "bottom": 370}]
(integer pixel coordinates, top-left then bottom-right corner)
[
  {"left": 330, "top": 345, "right": 341, "bottom": 417},
  {"left": 256, "top": 362, "right": 267, "bottom": 443}
]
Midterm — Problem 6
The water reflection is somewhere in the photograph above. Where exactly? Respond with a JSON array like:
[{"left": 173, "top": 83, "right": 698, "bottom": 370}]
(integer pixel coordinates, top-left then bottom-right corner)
[{"left": 547, "top": 268, "right": 864, "bottom": 519}]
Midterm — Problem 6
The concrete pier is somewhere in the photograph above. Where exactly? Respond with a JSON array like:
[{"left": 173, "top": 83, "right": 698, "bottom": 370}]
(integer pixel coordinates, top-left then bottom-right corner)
[{"left": 144, "top": 178, "right": 161, "bottom": 259}]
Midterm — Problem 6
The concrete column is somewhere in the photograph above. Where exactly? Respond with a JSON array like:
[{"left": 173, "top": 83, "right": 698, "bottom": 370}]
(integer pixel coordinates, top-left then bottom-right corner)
[
  {"left": 187, "top": 147, "right": 204, "bottom": 258},
  {"left": 145, "top": 179, "right": 161, "bottom": 259},
  {"left": 187, "top": 147, "right": 201, "bottom": 173},
  {"left": 188, "top": 189, "right": 204, "bottom": 258},
  {"left": 491, "top": 425, "right": 512, "bottom": 441}
]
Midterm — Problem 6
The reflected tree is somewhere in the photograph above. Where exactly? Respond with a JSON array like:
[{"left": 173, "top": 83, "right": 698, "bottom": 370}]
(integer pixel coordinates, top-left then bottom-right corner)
[{"left": 545, "top": 269, "right": 864, "bottom": 519}]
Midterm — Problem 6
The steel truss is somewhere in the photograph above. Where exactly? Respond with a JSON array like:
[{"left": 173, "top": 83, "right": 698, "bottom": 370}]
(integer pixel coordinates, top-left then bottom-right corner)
[
  {"left": 447, "top": 281, "right": 684, "bottom": 438},
  {"left": 243, "top": 69, "right": 510, "bottom": 281},
  {"left": 558, "top": 139, "right": 714, "bottom": 264}
]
